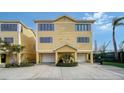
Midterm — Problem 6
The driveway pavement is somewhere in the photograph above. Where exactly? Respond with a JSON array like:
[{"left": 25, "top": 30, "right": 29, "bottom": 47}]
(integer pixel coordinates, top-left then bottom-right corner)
[{"left": 0, "top": 63, "right": 124, "bottom": 80}]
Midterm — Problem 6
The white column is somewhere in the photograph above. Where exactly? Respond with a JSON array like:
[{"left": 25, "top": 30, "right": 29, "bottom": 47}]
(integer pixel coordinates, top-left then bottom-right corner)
[
  {"left": 36, "top": 52, "right": 39, "bottom": 64},
  {"left": 75, "top": 52, "right": 77, "bottom": 62},
  {"left": 17, "top": 53, "right": 21, "bottom": 65},
  {"left": 36, "top": 23, "right": 38, "bottom": 53},
  {"left": 18, "top": 23, "right": 21, "bottom": 45},
  {"left": 55, "top": 52, "right": 58, "bottom": 64},
  {"left": 90, "top": 52, "right": 93, "bottom": 63}
]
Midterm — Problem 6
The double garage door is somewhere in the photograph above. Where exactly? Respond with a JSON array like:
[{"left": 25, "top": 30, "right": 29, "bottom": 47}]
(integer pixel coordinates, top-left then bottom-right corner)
[{"left": 41, "top": 53, "right": 86, "bottom": 63}]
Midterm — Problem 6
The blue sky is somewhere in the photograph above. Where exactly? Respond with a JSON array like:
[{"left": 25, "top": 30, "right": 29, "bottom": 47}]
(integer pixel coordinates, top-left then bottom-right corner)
[{"left": 0, "top": 12, "right": 124, "bottom": 51}]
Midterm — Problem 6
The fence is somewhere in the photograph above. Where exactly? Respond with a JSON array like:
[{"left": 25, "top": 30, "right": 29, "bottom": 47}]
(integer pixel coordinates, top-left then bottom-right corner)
[{"left": 94, "top": 52, "right": 124, "bottom": 63}]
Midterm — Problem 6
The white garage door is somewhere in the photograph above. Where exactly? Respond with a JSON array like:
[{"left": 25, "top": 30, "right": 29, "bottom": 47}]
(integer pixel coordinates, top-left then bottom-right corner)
[
  {"left": 41, "top": 53, "right": 55, "bottom": 63},
  {"left": 77, "top": 54, "right": 86, "bottom": 63}
]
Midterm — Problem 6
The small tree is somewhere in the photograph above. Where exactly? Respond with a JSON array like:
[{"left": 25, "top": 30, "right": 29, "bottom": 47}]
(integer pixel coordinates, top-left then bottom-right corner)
[
  {"left": 119, "top": 41, "right": 124, "bottom": 52},
  {"left": 99, "top": 41, "right": 110, "bottom": 55},
  {"left": 99, "top": 41, "right": 110, "bottom": 62},
  {"left": 0, "top": 39, "right": 24, "bottom": 64}
]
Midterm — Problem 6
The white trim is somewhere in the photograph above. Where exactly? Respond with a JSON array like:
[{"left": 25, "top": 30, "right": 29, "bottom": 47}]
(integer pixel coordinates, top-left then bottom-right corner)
[
  {"left": 0, "top": 23, "right": 18, "bottom": 24},
  {"left": 38, "top": 49, "right": 92, "bottom": 53},
  {"left": 75, "top": 23, "right": 92, "bottom": 25},
  {"left": 77, "top": 50, "right": 92, "bottom": 52},
  {"left": 54, "top": 22, "right": 76, "bottom": 23},
  {"left": 53, "top": 43, "right": 76, "bottom": 51},
  {"left": 38, "top": 50, "right": 53, "bottom": 53},
  {"left": 18, "top": 23, "right": 21, "bottom": 45},
  {"left": 53, "top": 44, "right": 77, "bottom": 51}
]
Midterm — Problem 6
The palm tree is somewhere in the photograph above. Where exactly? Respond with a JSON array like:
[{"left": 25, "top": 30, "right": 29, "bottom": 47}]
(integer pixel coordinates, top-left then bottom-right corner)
[
  {"left": 0, "top": 39, "right": 24, "bottom": 64},
  {"left": 112, "top": 17, "right": 124, "bottom": 60}
]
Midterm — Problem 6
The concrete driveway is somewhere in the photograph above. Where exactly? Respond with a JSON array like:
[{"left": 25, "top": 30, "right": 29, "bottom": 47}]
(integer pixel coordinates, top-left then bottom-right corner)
[{"left": 0, "top": 63, "right": 124, "bottom": 80}]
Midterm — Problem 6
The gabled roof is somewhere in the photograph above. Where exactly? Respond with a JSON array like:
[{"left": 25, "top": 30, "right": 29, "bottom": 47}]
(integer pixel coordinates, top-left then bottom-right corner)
[
  {"left": 34, "top": 15, "right": 95, "bottom": 23},
  {"left": 54, "top": 16, "right": 76, "bottom": 22},
  {"left": 54, "top": 44, "right": 77, "bottom": 51}
]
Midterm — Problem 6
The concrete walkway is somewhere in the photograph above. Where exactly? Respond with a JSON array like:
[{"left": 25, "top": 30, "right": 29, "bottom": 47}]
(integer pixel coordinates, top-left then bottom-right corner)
[{"left": 0, "top": 63, "right": 124, "bottom": 80}]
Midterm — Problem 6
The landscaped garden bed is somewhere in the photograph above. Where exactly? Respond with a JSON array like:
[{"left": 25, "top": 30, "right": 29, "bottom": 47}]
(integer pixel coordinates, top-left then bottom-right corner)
[
  {"left": 56, "top": 54, "right": 78, "bottom": 67},
  {"left": 5, "top": 60, "right": 34, "bottom": 68},
  {"left": 56, "top": 62, "right": 78, "bottom": 67}
]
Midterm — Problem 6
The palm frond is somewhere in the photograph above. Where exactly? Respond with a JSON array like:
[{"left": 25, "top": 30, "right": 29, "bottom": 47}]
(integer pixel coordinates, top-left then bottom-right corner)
[
  {"left": 0, "top": 40, "right": 25, "bottom": 54},
  {"left": 112, "top": 17, "right": 124, "bottom": 26},
  {"left": 116, "top": 22, "right": 124, "bottom": 26}
]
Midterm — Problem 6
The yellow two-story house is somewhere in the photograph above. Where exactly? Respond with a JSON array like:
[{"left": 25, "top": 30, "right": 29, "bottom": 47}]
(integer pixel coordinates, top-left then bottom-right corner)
[
  {"left": 0, "top": 20, "right": 36, "bottom": 64},
  {"left": 35, "top": 16, "right": 95, "bottom": 64}
]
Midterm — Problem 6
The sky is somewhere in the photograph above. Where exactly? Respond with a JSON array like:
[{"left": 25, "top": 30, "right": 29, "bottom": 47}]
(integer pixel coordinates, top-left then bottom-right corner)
[{"left": 0, "top": 12, "right": 124, "bottom": 51}]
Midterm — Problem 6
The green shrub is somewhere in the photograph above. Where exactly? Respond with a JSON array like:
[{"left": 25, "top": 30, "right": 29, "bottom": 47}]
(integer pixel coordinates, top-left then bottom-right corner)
[
  {"left": 56, "top": 62, "right": 78, "bottom": 67},
  {"left": 5, "top": 59, "right": 34, "bottom": 68},
  {"left": 5, "top": 63, "right": 19, "bottom": 68},
  {"left": 20, "top": 60, "right": 34, "bottom": 67}
]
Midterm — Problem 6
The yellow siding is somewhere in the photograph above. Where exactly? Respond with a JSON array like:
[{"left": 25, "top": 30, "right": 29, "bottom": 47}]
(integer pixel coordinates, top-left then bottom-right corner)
[
  {"left": 38, "top": 21, "right": 92, "bottom": 51},
  {"left": 21, "top": 26, "right": 36, "bottom": 61}
]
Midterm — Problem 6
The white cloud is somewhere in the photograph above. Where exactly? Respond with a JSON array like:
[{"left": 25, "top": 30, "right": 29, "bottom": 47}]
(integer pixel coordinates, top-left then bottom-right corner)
[
  {"left": 83, "top": 12, "right": 114, "bottom": 31},
  {"left": 100, "top": 23, "right": 112, "bottom": 30}
]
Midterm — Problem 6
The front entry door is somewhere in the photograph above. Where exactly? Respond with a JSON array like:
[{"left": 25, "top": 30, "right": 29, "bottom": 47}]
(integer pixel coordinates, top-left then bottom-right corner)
[{"left": 1, "top": 54, "right": 6, "bottom": 63}]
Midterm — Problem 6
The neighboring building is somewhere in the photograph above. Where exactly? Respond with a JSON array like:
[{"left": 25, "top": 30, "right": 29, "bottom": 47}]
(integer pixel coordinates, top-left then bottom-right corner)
[
  {"left": 0, "top": 20, "right": 36, "bottom": 64},
  {"left": 34, "top": 16, "right": 95, "bottom": 64}
]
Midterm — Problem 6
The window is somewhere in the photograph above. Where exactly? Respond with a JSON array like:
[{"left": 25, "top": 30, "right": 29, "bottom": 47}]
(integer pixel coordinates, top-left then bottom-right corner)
[
  {"left": 4, "top": 37, "right": 14, "bottom": 43},
  {"left": 40, "top": 37, "right": 53, "bottom": 43},
  {"left": 77, "top": 37, "right": 89, "bottom": 43},
  {"left": 1, "top": 24, "right": 18, "bottom": 31},
  {"left": 38, "top": 24, "right": 54, "bottom": 31},
  {"left": 75, "top": 24, "right": 91, "bottom": 31}
]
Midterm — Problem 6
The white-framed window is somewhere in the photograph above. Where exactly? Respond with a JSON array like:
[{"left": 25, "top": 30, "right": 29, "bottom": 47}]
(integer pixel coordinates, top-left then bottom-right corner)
[
  {"left": 40, "top": 37, "right": 53, "bottom": 43},
  {"left": 4, "top": 37, "right": 14, "bottom": 43},
  {"left": 1, "top": 24, "right": 18, "bottom": 31},
  {"left": 38, "top": 24, "right": 54, "bottom": 31},
  {"left": 75, "top": 24, "right": 91, "bottom": 31},
  {"left": 77, "top": 37, "right": 90, "bottom": 43}
]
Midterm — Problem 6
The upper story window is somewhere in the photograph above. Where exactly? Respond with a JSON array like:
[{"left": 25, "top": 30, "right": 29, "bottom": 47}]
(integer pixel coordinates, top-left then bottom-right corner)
[
  {"left": 4, "top": 37, "right": 14, "bottom": 43},
  {"left": 38, "top": 24, "right": 54, "bottom": 31},
  {"left": 1, "top": 24, "right": 18, "bottom": 31},
  {"left": 40, "top": 37, "right": 53, "bottom": 43},
  {"left": 77, "top": 37, "right": 89, "bottom": 43},
  {"left": 75, "top": 24, "right": 91, "bottom": 31}
]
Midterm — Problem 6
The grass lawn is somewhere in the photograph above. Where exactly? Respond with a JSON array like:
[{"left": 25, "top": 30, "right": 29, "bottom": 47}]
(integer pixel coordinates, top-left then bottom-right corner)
[{"left": 103, "top": 62, "right": 124, "bottom": 68}]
